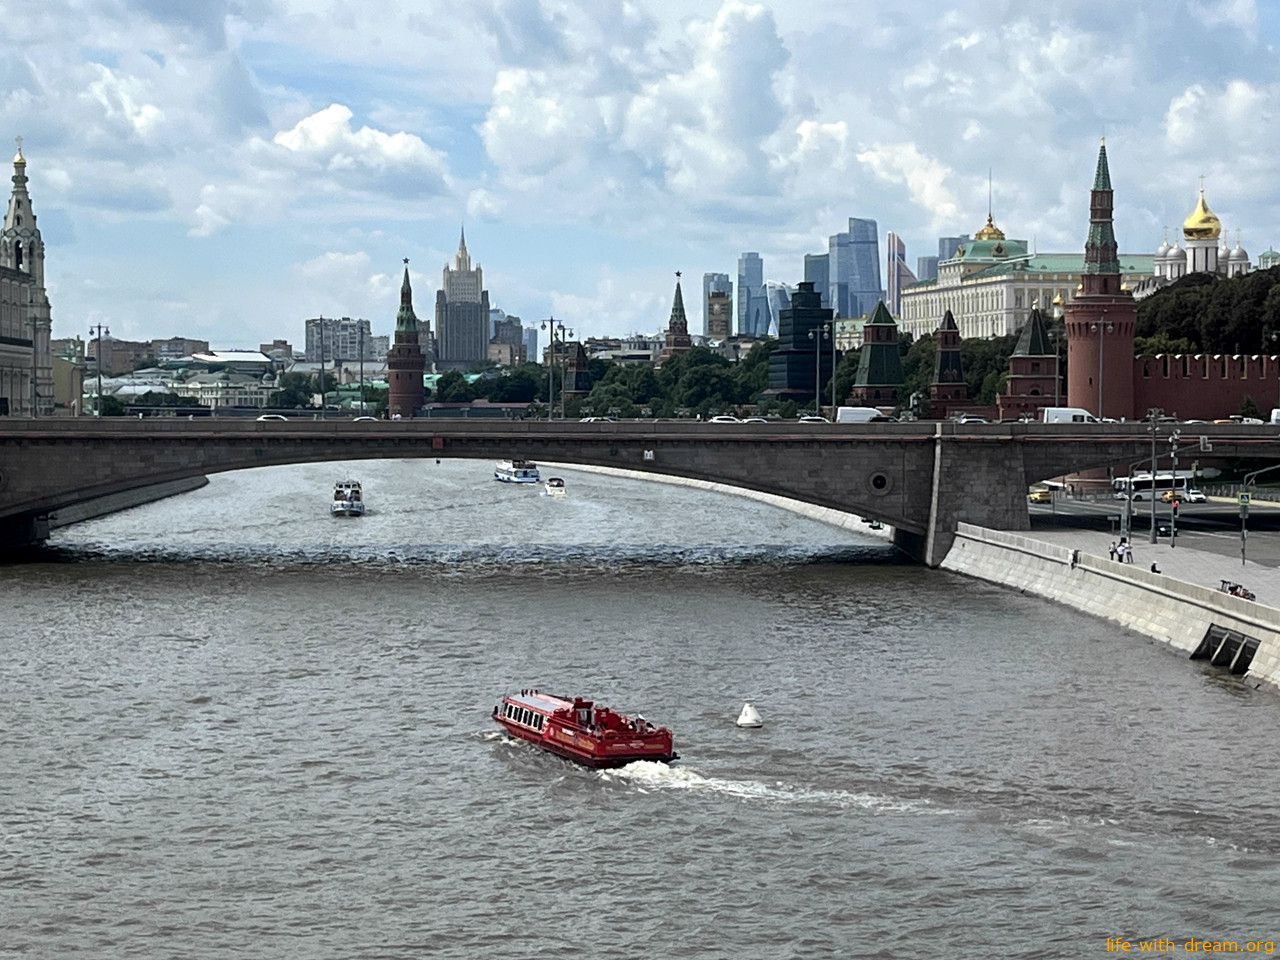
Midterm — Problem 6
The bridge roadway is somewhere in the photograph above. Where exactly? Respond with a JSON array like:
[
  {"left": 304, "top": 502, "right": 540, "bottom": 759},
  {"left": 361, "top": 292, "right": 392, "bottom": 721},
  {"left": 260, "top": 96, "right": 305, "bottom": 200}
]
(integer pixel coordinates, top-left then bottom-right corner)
[{"left": 2, "top": 418, "right": 1278, "bottom": 565}]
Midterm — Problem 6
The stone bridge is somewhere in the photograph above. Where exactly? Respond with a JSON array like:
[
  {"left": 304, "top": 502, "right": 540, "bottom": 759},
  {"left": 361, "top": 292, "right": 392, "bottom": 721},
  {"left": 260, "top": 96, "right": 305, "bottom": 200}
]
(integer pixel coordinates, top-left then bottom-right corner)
[{"left": 2, "top": 418, "right": 1277, "bottom": 565}]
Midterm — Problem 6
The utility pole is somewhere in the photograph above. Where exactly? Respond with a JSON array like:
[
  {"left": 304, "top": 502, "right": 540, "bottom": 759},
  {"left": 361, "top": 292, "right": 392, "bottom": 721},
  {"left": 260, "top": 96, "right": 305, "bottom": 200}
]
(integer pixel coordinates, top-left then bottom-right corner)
[
  {"left": 317, "top": 315, "right": 326, "bottom": 420},
  {"left": 89, "top": 323, "right": 109, "bottom": 416}
]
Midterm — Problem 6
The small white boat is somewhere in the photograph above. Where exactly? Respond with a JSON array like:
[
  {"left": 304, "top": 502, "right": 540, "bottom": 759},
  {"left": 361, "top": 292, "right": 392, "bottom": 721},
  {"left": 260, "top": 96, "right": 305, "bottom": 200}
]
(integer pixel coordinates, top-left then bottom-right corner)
[
  {"left": 735, "top": 701, "right": 763, "bottom": 728},
  {"left": 494, "top": 459, "right": 541, "bottom": 483},
  {"left": 544, "top": 477, "right": 566, "bottom": 497},
  {"left": 330, "top": 479, "right": 365, "bottom": 517}
]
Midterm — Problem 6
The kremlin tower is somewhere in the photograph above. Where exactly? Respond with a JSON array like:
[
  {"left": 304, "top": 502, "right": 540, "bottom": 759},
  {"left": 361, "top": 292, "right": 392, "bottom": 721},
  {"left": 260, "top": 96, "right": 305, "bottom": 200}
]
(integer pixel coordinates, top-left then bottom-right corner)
[
  {"left": 386, "top": 261, "right": 426, "bottom": 418},
  {"left": 1064, "top": 140, "right": 1135, "bottom": 420}
]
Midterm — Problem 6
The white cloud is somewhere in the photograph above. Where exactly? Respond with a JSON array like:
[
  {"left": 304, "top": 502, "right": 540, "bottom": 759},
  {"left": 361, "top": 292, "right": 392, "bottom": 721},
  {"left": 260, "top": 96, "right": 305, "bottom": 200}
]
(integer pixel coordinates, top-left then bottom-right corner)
[
  {"left": 3, "top": 0, "right": 1280, "bottom": 348},
  {"left": 273, "top": 104, "right": 449, "bottom": 178}
]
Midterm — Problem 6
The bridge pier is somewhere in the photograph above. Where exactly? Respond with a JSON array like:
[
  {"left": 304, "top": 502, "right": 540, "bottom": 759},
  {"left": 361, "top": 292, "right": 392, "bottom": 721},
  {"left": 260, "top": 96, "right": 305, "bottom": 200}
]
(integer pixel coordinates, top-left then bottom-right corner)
[{"left": 0, "top": 512, "right": 48, "bottom": 550}]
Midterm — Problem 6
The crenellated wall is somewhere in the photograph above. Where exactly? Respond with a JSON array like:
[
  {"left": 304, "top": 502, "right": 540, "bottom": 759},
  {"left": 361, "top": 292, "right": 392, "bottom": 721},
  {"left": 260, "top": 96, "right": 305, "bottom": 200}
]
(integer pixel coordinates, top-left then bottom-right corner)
[{"left": 1133, "top": 353, "right": 1280, "bottom": 419}]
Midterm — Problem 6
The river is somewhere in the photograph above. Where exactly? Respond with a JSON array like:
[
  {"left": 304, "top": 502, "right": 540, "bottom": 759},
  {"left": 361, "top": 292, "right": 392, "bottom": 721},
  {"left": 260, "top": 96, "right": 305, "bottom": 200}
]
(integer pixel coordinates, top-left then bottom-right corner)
[{"left": 2, "top": 459, "right": 1277, "bottom": 958}]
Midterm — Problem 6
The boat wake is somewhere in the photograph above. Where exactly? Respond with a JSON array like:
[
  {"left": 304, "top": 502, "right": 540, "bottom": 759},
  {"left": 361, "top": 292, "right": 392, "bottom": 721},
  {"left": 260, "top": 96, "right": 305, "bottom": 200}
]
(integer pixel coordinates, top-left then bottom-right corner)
[{"left": 600, "top": 760, "right": 937, "bottom": 815}]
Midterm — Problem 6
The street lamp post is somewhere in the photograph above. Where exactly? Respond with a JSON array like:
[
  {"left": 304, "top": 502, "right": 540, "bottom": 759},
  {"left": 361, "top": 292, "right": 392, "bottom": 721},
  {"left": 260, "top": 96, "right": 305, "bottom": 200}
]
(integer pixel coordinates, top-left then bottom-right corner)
[
  {"left": 1168, "top": 430, "right": 1181, "bottom": 547},
  {"left": 1052, "top": 298, "right": 1064, "bottom": 407},
  {"left": 1090, "top": 314, "right": 1113, "bottom": 419},
  {"left": 1147, "top": 407, "right": 1162, "bottom": 544},
  {"left": 540, "top": 318, "right": 573, "bottom": 419},
  {"left": 830, "top": 321, "right": 838, "bottom": 417},
  {"left": 89, "top": 323, "right": 109, "bottom": 416},
  {"left": 358, "top": 322, "right": 364, "bottom": 418},
  {"left": 317, "top": 315, "right": 326, "bottom": 420},
  {"left": 808, "top": 322, "right": 829, "bottom": 415}
]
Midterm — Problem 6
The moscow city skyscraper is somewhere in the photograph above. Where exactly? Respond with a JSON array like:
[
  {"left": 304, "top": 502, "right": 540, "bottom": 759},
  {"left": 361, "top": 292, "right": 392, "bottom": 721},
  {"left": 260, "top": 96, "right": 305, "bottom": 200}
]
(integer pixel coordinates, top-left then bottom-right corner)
[
  {"left": 828, "top": 218, "right": 883, "bottom": 319},
  {"left": 737, "top": 252, "right": 769, "bottom": 338},
  {"left": 885, "top": 231, "right": 917, "bottom": 316}
]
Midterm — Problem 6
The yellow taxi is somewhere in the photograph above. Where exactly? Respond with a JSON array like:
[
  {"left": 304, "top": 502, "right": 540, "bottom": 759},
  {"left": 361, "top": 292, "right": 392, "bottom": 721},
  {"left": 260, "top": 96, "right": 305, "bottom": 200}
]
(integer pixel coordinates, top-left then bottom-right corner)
[{"left": 1028, "top": 488, "right": 1053, "bottom": 504}]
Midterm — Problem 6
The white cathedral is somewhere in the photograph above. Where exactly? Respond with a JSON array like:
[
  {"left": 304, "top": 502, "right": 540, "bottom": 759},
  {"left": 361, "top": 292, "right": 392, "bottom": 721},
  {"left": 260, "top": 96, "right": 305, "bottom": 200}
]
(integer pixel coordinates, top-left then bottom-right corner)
[
  {"left": 1132, "top": 184, "right": 1255, "bottom": 300},
  {"left": 0, "top": 138, "right": 53, "bottom": 416}
]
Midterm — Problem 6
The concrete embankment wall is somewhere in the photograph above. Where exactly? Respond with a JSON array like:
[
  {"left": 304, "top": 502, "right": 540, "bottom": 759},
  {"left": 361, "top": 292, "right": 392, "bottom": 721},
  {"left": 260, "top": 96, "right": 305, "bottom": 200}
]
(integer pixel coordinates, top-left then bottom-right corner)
[
  {"left": 942, "top": 523, "right": 1280, "bottom": 692},
  {"left": 49, "top": 477, "right": 209, "bottom": 529},
  {"left": 546, "top": 462, "right": 895, "bottom": 540}
]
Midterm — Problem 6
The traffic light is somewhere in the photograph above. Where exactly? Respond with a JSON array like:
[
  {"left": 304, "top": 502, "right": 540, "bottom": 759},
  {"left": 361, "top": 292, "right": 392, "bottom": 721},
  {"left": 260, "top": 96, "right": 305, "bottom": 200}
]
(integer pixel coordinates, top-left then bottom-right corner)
[{"left": 1172, "top": 500, "right": 1179, "bottom": 517}]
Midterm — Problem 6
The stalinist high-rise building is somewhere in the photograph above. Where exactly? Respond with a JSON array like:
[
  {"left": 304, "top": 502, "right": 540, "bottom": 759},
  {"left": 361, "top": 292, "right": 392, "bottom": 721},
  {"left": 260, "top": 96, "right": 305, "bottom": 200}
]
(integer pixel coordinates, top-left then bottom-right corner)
[
  {"left": 0, "top": 138, "right": 53, "bottom": 416},
  {"left": 434, "top": 229, "right": 491, "bottom": 371}
]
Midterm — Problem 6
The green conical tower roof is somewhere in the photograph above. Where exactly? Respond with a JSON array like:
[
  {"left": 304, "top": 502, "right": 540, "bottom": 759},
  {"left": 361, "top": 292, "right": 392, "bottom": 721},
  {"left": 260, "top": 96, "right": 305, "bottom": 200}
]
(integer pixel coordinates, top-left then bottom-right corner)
[
  {"left": 667, "top": 277, "right": 688, "bottom": 333},
  {"left": 1012, "top": 306, "right": 1054, "bottom": 357},
  {"left": 854, "top": 300, "right": 904, "bottom": 387},
  {"left": 1085, "top": 139, "right": 1120, "bottom": 275},
  {"left": 396, "top": 263, "right": 419, "bottom": 333}
]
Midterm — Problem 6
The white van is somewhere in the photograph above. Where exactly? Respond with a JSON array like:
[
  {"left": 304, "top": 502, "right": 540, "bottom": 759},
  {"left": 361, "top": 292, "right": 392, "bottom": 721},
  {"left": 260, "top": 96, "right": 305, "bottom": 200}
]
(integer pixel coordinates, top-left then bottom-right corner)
[
  {"left": 1042, "top": 406, "right": 1100, "bottom": 424},
  {"left": 1270, "top": 408, "right": 1280, "bottom": 425},
  {"left": 835, "top": 406, "right": 882, "bottom": 423}
]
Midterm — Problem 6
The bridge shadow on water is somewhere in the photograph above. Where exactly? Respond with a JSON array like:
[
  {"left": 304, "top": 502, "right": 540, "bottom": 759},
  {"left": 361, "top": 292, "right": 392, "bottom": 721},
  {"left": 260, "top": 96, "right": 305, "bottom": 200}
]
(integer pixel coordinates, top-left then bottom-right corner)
[{"left": 10, "top": 539, "right": 913, "bottom": 570}]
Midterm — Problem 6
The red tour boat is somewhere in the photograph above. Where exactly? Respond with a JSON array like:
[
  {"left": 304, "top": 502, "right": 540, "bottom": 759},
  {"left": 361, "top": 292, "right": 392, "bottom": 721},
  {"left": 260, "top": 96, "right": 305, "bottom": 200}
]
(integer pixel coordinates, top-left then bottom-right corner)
[{"left": 493, "top": 689, "right": 677, "bottom": 768}]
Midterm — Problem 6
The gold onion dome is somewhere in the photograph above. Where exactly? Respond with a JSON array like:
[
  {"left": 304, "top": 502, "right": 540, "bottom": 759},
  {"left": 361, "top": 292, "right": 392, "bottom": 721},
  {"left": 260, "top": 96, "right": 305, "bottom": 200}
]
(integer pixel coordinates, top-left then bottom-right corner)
[
  {"left": 974, "top": 213, "right": 1005, "bottom": 241},
  {"left": 1183, "top": 189, "right": 1222, "bottom": 240}
]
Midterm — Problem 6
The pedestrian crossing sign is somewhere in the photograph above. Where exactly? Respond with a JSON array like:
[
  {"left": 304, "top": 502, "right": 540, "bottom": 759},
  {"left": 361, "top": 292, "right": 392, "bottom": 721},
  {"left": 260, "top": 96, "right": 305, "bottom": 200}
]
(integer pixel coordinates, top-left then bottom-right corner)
[{"left": 1239, "top": 493, "right": 1251, "bottom": 505}]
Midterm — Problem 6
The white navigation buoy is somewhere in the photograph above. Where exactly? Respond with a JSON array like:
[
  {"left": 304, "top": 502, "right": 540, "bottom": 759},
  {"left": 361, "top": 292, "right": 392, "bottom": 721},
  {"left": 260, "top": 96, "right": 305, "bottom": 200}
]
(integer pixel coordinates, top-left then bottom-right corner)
[{"left": 736, "top": 701, "right": 763, "bottom": 728}]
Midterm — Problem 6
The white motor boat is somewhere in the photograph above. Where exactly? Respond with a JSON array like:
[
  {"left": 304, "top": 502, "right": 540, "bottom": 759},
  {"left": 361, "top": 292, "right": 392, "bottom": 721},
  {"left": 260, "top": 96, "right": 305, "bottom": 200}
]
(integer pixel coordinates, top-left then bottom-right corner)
[
  {"left": 330, "top": 479, "right": 366, "bottom": 517},
  {"left": 494, "top": 459, "right": 541, "bottom": 483},
  {"left": 735, "top": 701, "right": 763, "bottom": 728},
  {"left": 544, "top": 477, "right": 566, "bottom": 497}
]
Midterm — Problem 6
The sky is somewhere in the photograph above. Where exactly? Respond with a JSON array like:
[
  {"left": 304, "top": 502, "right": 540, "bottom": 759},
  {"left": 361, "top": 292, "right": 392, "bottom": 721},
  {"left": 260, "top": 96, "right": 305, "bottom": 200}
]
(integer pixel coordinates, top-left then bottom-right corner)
[{"left": 4, "top": 0, "right": 1280, "bottom": 350}]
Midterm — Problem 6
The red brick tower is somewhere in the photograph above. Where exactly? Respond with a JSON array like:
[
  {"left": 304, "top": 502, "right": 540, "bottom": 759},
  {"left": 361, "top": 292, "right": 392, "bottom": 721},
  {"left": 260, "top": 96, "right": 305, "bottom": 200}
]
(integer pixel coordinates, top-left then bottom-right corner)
[
  {"left": 387, "top": 260, "right": 426, "bottom": 418},
  {"left": 1065, "top": 140, "right": 1135, "bottom": 419}
]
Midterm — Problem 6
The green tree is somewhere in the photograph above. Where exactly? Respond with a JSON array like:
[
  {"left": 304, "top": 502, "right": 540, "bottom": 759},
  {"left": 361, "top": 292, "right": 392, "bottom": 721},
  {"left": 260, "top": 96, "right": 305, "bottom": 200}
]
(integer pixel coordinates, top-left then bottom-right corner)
[
  {"left": 270, "top": 372, "right": 314, "bottom": 409},
  {"left": 434, "top": 370, "right": 475, "bottom": 403}
]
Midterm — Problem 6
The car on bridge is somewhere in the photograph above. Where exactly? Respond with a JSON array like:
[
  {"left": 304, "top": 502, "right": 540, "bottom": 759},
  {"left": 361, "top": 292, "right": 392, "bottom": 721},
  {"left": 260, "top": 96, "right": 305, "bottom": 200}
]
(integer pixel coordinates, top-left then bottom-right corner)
[
  {"left": 708, "top": 415, "right": 740, "bottom": 423},
  {"left": 797, "top": 415, "right": 830, "bottom": 423},
  {"left": 256, "top": 414, "right": 288, "bottom": 421}
]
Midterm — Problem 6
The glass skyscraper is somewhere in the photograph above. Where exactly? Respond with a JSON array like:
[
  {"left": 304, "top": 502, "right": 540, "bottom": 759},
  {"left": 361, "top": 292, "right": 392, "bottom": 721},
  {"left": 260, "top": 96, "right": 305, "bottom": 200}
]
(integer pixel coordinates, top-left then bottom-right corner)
[
  {"left": 828, "top": 218, "right": 883, "bottom": 319},
  {"left": 737, "top": 252, "right": 769, "bottom": 338},
  {"left": 804, "top": 253, "right": 830, "bottom": 308}
]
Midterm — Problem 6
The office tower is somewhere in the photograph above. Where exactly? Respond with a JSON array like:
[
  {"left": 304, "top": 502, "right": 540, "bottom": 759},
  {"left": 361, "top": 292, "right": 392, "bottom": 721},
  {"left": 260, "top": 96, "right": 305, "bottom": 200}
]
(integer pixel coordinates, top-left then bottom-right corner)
[
  {"left": 305, "top": 316, "right": 375, "bottom": 362},
  {"left": 938, "top": 234, "right": 970, "bottom": 262},
  {"left": 916, "top": 256, "right": 939, "bottom": 281},
  {"left": 765, "top": 281, "right": 835, "bottom": 403},
  {"left": 804, "top": 253, "right": 830, "bottom": 308},
  {"left": 828, "top": 218, "right": 883, "bottom": 318},
  {"left": 522, "top": 326, "right": 538, "bottom": 363},
  {"left": 763, "top": 281, "right": 792, "bottom": 335},
  {"left": 737, "top": 252, "right": 768, "bottom": 337},
  {"left": 885, "top": 232, "right": 917, "bottom": 316},
  {"left": 434, "top": 228, "right": 491, "bottom": 371},
  {"left": 702, "top": 272, "right": 733, "bottom": 337}
]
